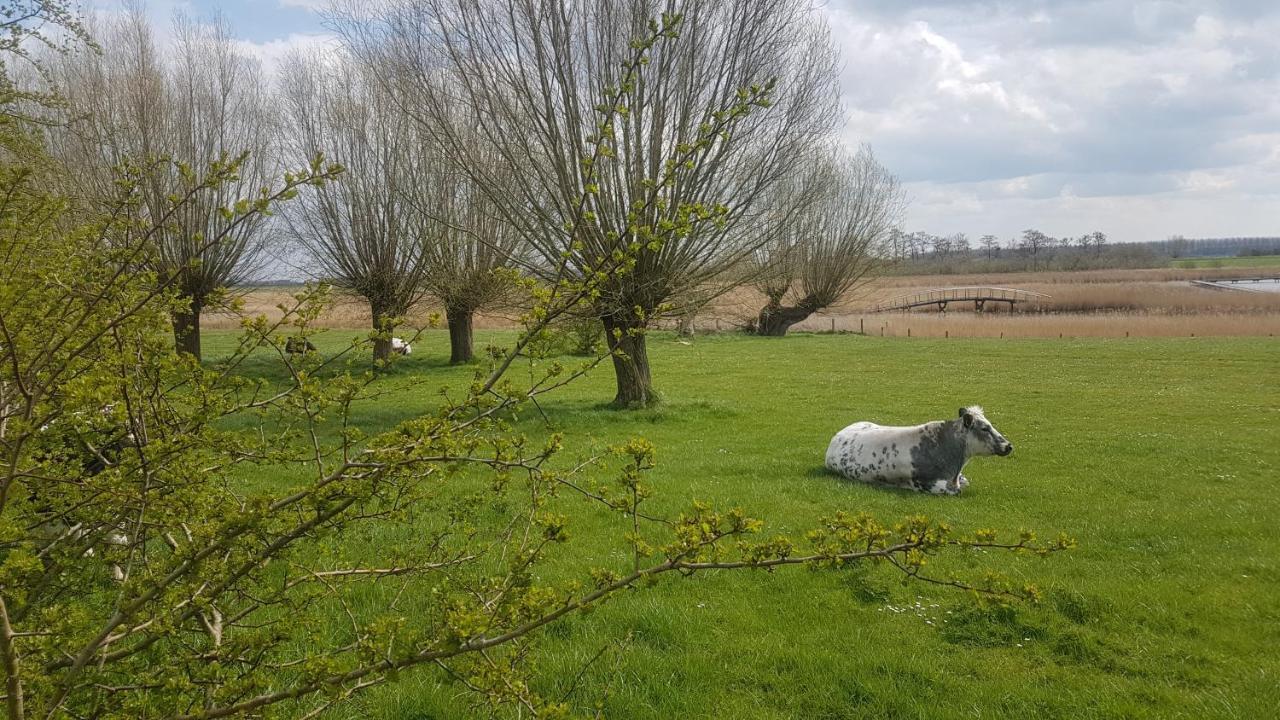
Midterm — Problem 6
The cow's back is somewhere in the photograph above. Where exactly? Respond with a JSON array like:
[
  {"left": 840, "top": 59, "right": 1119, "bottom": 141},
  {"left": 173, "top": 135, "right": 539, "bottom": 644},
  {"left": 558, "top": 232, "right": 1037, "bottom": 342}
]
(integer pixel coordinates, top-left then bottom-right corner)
[{"left": 825, "top": 421, "right": 918, "bottom": 483}]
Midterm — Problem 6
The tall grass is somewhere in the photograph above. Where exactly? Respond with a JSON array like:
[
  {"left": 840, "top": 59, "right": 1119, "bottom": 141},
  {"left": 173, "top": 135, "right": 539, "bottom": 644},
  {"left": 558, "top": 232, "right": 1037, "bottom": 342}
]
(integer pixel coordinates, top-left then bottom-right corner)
[
  {"left": 206, "top": 290, "right": 525, "bottom": 330},
  {"left": 216, "top": 264, "right": 1280, "bottom": 338},
  {"left": 701, "top": 266, "right": 1280, "bottom": 336},
  {"left": 804, "top": 312, "right": 1280, "bottom": 338},
  {"left": 857, "top": 282, "right": 1280, "bottom": 314}
]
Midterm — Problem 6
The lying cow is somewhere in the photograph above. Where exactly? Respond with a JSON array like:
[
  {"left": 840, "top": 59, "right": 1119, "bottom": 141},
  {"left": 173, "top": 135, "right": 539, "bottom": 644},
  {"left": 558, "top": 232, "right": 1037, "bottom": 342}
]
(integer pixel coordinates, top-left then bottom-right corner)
[
  {"left": 29, "top": 404, "right": 136, "bottom": 579},
  {"left": 391, "top": 337, "right": 412, "bottom": 355},
  {"left": 825, "top": 406, "right": 1013, "bottom": 495},
  {"left": 32, "top": 520, "right": 130, "bottom": 581},
  {"left": 285, "top": 336, "right": 317, "bottom": 354}
]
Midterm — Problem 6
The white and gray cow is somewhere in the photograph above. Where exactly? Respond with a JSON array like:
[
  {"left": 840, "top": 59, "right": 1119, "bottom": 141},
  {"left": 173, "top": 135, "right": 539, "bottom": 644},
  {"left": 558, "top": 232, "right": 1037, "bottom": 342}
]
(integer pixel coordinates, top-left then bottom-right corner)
[
  {"left": 825, "top": 406, "right": 1013, "bottom": 494},
  {"left": 30, "top": 404, "right": 136, "bottom": 580}
]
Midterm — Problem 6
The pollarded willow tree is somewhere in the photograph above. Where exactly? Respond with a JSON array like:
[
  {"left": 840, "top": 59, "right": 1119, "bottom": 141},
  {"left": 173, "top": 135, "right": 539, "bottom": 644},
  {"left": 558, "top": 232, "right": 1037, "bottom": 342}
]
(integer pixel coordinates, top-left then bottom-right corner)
[
  {"left": 342, "top": 0, "right": 841, "bottom": 406},
  {"left": 751, "top": 145, "right": 904, "bottom": 336},
  {"left": 41, "top": 10, "right": 278, "bottom": 360},
  {"left": 278, "top": 50, "right": 432, "bottom": 362},
  {"left": 409, "top": 138, "right": 524, "bottom": 364}
]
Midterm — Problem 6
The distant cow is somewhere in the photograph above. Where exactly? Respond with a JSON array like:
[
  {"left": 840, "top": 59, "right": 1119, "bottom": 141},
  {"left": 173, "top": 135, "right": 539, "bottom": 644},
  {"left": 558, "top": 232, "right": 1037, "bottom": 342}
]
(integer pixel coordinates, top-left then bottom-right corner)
[
  {"left": 30, "top": 405, "right": 136, "bottom": 579},
  {"left": 825, "top": 406, "right": 1013, "bottom": 495},
  {"left": 391, "top": 337, "right": 412, "bottom": 355},
  {"left": 285, "top": 336, "right": 317, "bottom": 354}
]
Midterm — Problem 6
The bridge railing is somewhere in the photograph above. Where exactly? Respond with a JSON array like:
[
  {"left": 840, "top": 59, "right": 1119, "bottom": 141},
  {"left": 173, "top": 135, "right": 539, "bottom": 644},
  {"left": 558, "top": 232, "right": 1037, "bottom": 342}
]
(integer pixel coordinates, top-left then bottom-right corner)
[{"left": 872, "top": 286, "right": 1051, "bottom": 313}]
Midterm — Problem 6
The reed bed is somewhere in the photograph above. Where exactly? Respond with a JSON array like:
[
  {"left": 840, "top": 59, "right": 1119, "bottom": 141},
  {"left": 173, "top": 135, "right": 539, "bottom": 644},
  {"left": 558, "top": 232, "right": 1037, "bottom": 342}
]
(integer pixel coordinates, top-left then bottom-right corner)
[
  {"left": 788, "top": 312, "right": 1280, "bottom": 338},
  {"left": 854, "top": 281, "right": 1280, "bottom": 314},
  {"left": 216, "top": 264, "right": 1280, "bottom": 338},
  {"left": 204, "top": 289, "right": 522, "bottom": 331},
  {"left": 690, "top": 294, "right": 1280, "bottom": 338}
]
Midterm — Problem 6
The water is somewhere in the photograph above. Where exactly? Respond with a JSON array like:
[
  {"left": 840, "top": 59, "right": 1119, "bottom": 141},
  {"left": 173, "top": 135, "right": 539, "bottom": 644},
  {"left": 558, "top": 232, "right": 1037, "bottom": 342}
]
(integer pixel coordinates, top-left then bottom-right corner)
[
  {"left": 1243, "top": 279, "right": 1280, "bottom": 293},
  {"left": 1196, "top": 278, "right": 1280, "bottom": 293}
]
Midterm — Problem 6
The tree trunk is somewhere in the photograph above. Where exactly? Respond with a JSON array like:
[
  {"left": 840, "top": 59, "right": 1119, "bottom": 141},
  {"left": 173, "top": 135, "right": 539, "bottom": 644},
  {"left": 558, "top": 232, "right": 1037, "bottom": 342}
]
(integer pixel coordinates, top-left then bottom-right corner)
[
  {"left": 446, "top": 306, "right": 474, "bottom": 364},
  {"left": 371, "top": 304, "right": 392, "bottom": 363},
  {"left": 602, "top": 316, "right": 655, "bottom": 408},
  {"left": 172, "top": 298, "right": 203, "bottom": 360},
  {"left": 754, "top": 297, "right": 816, "bottom": 337}
]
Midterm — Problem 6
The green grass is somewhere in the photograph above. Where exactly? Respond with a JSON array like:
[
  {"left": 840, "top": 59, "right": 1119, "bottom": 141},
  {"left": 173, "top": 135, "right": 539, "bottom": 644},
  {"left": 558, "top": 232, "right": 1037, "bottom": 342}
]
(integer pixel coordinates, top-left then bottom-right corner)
[
  {"left": 205, "top": 330, "right": 1280, "bottom": 719},
  {"left": 1173, "top": 254, "right": 1280, "bottom": 269}
]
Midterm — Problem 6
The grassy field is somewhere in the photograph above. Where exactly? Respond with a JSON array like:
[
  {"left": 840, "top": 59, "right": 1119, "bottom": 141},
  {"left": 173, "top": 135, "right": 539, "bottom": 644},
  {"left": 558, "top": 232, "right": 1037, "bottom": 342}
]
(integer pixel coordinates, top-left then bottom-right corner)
[
  {"left": 205, "top": 330, "right": 1280, "bottom": 719},
  {"left": 1172, "top": 255, "right": 1280, "bottom": 269}
]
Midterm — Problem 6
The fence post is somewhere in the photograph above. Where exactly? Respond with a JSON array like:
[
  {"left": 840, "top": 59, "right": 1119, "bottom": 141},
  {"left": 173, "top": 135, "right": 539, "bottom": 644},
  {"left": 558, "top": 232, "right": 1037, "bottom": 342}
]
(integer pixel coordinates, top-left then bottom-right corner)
[
  {"left": 860, "top": 317, "right": 865, "bottom": 335},
  {"left": 907, "top": 328, "right": 911, "bottom": 338},
  {"left": 831, "top": 318, "right": 836, "bottom": 332},
  {"left": 945, "top": 330, "right": 949, "bottom": 339}
]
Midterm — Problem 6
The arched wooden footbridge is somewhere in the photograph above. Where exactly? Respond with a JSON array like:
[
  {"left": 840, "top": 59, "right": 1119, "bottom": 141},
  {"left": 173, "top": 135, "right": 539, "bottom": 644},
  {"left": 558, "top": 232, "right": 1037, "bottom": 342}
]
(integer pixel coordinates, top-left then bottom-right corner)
[{"left": 872, "top": 287, "right": 1052, "bottom": 313}]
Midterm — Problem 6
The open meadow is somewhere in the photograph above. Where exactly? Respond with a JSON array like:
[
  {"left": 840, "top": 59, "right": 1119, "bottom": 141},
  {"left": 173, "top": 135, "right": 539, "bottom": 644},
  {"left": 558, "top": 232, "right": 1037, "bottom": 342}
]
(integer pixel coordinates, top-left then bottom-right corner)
[{"left": 205, "top": 329, "right": 1280, "bottom": 719}]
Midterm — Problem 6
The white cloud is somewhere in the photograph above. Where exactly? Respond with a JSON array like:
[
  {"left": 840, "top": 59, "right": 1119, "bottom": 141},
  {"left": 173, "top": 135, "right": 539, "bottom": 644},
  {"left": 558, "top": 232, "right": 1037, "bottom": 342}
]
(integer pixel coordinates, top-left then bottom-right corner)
[
  {"left": 278, "top": 0, "right": 329, "bottom": 10},
  {"left": 1179, "top": 170, "right": 1236, "bottom": 193},
  {"left": 119, "top": 0, "right": 1280, "bottom": 243},
  {"left": 906, "top": 177, "right": 1280, "bottom": 243},
  {"left": 232, "top": 32, "right": 339, "bottom": 76},
  {"left": 824, "top": 0, "right": 1280, "bottom": 241}
]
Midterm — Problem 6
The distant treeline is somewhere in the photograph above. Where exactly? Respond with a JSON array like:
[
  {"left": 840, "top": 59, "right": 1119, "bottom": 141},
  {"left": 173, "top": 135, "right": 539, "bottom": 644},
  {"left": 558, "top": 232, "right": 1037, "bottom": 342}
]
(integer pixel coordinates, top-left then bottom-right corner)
[
  {"left": 1129, "top": 236, "right": 1280, "bottom": 259},
  {"left": 882, "top": 230, "right": 1280, "bottom": 275}
]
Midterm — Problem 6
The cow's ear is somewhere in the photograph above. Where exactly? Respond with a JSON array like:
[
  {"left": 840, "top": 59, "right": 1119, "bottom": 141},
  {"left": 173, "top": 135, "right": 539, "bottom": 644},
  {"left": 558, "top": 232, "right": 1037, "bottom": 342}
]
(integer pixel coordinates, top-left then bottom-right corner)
[{"left": 960, "top": 407, "right": 973, "bottom": 427}]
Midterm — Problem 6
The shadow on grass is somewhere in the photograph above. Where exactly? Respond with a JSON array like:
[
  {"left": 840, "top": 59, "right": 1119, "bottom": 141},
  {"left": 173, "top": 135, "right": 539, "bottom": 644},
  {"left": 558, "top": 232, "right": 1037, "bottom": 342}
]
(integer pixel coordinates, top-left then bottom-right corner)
[
  {"left": 805, "top": 465, "right": 934, "bottom": 496},
  {"left": 527, "top": 397, "right": 741, "bottom": 428},
  {"left": 804, "top": 465, "right": 834, "bottom": 481},
  {"left": 207, "top": 346, "right": 472, "bottom": 385}
]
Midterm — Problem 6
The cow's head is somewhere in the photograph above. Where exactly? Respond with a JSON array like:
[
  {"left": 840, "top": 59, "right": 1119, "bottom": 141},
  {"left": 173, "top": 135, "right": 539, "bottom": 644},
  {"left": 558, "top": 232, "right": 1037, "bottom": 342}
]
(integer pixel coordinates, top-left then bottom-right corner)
[{"left": 959, "top": 406, "right": 1013, "bottom": 457}]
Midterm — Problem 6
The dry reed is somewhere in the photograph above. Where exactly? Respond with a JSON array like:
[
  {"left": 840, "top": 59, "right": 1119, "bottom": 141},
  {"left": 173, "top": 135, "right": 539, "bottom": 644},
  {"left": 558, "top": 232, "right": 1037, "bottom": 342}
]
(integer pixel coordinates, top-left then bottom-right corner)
[
  {"left": 216, "top": 264, "right": 1280, "bottom": 339},
  {"left": 204, "top": 290, "right": 522, "bottom": 331},
  {"left": 853, "top": 282, "right": 1280, "bottom": 314},
  {"left": 790, "top": 312, "right": 1280, "bottom": 338}
]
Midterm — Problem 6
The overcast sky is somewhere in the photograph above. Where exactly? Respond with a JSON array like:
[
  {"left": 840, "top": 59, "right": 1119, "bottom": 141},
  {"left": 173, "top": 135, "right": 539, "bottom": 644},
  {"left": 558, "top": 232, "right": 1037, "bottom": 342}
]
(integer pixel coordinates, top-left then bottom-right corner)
[{"left": 104, "top": 0, "right": 1280, "bottom": 244}]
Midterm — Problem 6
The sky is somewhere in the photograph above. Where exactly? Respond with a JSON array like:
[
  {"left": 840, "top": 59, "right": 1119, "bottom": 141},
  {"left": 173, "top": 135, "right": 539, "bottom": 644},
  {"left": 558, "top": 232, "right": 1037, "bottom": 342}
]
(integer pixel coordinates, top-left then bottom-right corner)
[{"left": 96, "top": 0, "right": 1280, "bottom": 245}]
